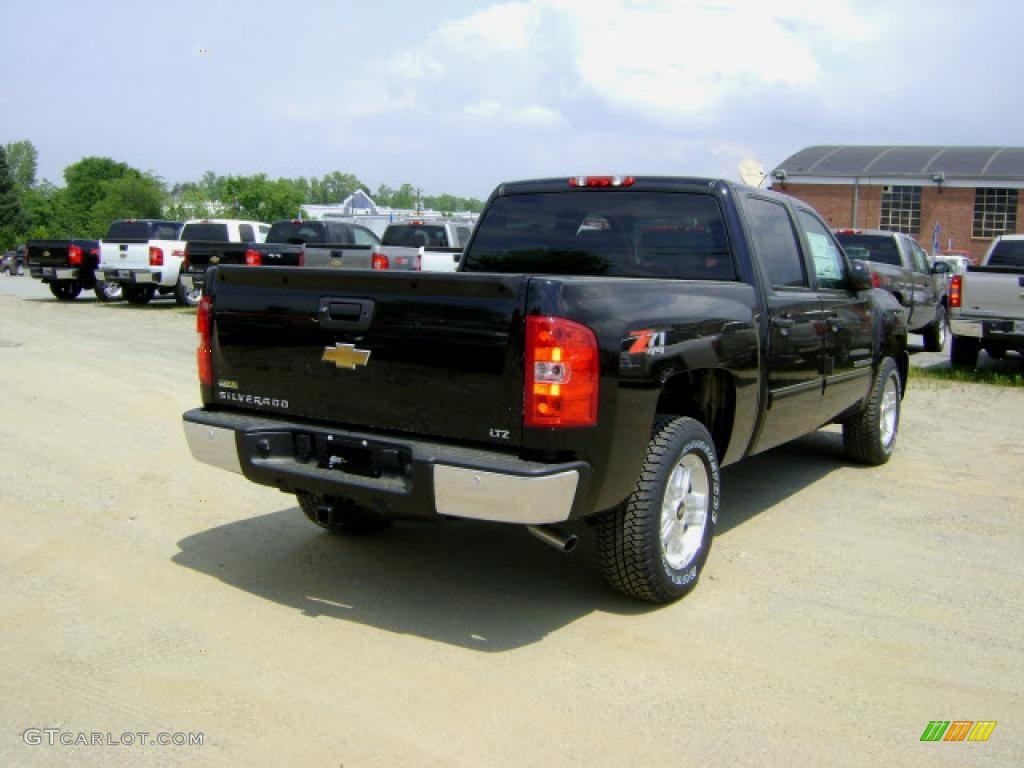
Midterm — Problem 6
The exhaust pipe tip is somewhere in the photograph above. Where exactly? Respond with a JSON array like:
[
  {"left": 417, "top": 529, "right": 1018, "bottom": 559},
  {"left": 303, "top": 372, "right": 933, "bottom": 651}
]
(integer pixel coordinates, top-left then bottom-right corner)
[
  {"left": 315, "top": 504, "right": 334, "bottom": 526},
  {"left": 527, "top": 524, "right": 579, "bottom": 553}
]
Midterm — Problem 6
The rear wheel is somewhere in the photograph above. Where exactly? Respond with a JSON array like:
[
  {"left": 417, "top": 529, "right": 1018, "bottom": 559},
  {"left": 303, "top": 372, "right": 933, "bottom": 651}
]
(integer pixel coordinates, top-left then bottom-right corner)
[
  {"left": 985, "top": 347, "right": 1006, "bottom": 360},
  {"left": 843, "top": 357, "right": 901, "bottom": 465},
  {"left": 175, "top": 279, "right": 202, "bottom": 307},
  {"left": 950, "top": 336, "right": 979, "bottom": 368},
  {"left": 94, "top": 281, "right": 123, "bottom": 302},
  {"left": 123, "top": 284, "right": 156, "bottom": 305},
  {"left": 49, "top": 281, "right": 82, "bottom": 301},
  {"left": 922, "top": 305, "right": 947, "bottom": 352},
  {"left": 597, "top": 416, "right": 719, "bottom": 603},
  {"left": 297, "top": 492, "right": 392, "bottom": 535}
]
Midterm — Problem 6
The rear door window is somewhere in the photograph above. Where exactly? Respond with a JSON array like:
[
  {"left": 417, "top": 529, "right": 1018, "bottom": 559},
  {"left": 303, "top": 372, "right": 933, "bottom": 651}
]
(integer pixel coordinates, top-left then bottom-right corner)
[
  {"left": 350, "top": 226, "right": 379, "bottom": 246},
  {"left": 744, "top": 197, "right": 807, "bottom": 288},
  {"left": 238, "top": 224, "right": 254, "bottom": 242}
]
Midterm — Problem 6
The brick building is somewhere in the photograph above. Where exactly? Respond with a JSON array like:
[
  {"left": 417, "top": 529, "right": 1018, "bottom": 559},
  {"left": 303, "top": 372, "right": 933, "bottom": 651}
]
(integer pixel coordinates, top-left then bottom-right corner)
[{"left": 769, "top": 146, "right": 1024, "bottom": 264}]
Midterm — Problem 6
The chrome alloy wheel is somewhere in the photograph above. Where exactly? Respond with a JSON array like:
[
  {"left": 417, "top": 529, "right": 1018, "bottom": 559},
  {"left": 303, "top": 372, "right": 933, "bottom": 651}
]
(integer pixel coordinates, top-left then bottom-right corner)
[
  {"left": 659, "top": 454, "right": 710, "bottom": 570},
  {"left": 879, "top": 372, "right": 900, "bottom": 449}
]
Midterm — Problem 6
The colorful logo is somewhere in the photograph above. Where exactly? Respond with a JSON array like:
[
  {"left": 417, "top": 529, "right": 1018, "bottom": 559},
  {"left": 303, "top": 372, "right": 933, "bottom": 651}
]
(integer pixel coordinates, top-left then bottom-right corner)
[{"left": 921, "top": 721, "right": 997, "bottom": 742}]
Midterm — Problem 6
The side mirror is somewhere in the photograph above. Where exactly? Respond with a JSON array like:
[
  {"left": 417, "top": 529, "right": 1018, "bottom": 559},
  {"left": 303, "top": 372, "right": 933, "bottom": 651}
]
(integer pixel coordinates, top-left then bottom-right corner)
[
  {"left": 931, "top": 261, "right": 950, "bottom": 275},
  {"left": 849, "top": 259, "right": 873, "bottom": 291}
]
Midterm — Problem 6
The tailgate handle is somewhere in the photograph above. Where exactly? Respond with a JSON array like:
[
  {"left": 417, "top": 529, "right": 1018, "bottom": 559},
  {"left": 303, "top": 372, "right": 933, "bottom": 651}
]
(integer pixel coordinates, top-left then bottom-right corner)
[{"left": 319, "top": 298, "right": 374, "bottom": 331}]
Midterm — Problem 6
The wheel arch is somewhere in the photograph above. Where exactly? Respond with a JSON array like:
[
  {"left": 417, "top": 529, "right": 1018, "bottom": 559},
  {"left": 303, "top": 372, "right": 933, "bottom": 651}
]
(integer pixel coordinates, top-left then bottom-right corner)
[{"left": 654, "top": 368, "right": 736, "bottom": 461}]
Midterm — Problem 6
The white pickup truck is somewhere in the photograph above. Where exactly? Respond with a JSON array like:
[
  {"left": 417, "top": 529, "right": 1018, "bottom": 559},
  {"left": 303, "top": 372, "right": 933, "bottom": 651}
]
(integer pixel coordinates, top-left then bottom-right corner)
[
  {"left": 374, "top": 219, "right": 472, "bottom": 272},
  {"left": 948, "top": 234, "right": 1024, "bottom": 366},
  {"left": 93, "top": 219, "right": 183, "bottom": 301},
  {"left": 95, "top": 219, "right": 270, "bottom": 305}
]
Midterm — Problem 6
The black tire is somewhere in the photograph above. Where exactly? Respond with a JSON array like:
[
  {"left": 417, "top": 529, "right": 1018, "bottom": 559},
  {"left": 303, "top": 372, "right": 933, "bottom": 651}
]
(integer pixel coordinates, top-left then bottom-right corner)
[
  {"left": 0, "top": 265, "right": 8, "bottom": 275},
  {"left": 297, "top": 492, "right": 392, "bottom": 535},
  {"left": 842, "top": 357, "right": 901, "bottom": 465},
  {"left": 94, "top": 281, "right": 123, "bottom": 302},
  {"left": 950, "top": 335, "right": 979, "bottom": 368},
  {"left": 175, "top": 279, "right": 202, "bottom": 307},
  {"left": 922, "top": 305, "right": 947, "bottom": 352},
  {"left": 49, "top": 281, "right": 82, "bottom": 301},
  {"left": 123, "top": 284, "right": 156, "bottom": 305},
  {"left": 596, "top": 416, "right": 720, "bottom": 603},
  {"left": 985, "top": 347, "right": 1006, "bottom": 360}
]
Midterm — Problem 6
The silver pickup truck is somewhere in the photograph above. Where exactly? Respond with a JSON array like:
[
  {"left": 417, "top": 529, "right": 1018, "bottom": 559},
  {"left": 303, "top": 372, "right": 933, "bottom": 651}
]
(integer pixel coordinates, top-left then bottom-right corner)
[
  {"left": 949, "top": 235, "right": 1024, "bottom": 367},
  {"left": 375, "top": 219, "right": 470, "bottom": 272}
]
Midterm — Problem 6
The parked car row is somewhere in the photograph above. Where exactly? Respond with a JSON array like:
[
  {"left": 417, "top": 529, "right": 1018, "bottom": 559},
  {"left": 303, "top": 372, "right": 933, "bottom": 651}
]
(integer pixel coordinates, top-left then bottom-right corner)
[{"left": 23, "top": 215, "right": 474, "bottom": 305}]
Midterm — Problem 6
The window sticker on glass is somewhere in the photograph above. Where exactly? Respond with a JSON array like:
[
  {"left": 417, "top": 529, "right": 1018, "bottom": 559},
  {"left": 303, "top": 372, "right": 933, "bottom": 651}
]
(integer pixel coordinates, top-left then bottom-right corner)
[{"left": 806, "top": 231, "right": 843, "bottom": 280}]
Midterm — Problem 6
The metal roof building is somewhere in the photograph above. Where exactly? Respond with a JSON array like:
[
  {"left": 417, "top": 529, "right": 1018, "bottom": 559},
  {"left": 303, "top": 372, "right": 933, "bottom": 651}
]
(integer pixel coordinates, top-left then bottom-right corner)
[{"left": 769, "top": 145, "right": 1024, "bottom": 262}]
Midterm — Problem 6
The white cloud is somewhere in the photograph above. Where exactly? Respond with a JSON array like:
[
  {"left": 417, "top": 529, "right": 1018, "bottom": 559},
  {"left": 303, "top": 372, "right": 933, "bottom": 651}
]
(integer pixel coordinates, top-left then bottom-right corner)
[{"left": 463, "top": 99, "right": 565, "bottom": 125}]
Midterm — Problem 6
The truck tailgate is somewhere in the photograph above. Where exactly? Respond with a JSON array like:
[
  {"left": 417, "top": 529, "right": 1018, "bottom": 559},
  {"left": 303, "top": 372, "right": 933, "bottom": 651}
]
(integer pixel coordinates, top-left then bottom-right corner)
[
  {"left": 962, "top": 269, "right": 1024, "bottom": 321},
  {"left": 209, "top": 267, "right": 528, "bottom": 446}
]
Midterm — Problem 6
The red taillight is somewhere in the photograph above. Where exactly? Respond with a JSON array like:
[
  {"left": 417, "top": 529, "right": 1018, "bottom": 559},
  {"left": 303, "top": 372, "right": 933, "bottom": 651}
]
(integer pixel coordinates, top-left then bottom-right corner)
[
  {"left": 871, "top": 272, "right": 881, "bottom": 289},
  {"left": 68, "top": 244, "right": 83, "bottom": 265},
  {"left": 836, "top": 229, "right": 863, "bottom": 235},
  {"left": 372, "top": 251, "right": 390, "bottom": 270},
  {"left": 298, "top": 248, "right": 305, "bottom": 267},
  {"left": 416, "top": 251, "right": 422, "bottom": 271},
  {"left": 149, "top": 246, "right": 164, "bottom": 266},
  {"left": 568, "top": 176, "right": 635, "bottom": 188},
  {"left": 949, "top": 275, "right": 962, "bottom": 308},
  {"left": 525, "top": 316, "right": 599, "bottom": 428},
  {"left": 197, "top": 296, "right": 213, "bottom": 386},
  {"left": 244, "top": 248, "right": 262, "bottom": 266},
  {"left": 182, "top": 245, "right": 190, "bottom": 270}
]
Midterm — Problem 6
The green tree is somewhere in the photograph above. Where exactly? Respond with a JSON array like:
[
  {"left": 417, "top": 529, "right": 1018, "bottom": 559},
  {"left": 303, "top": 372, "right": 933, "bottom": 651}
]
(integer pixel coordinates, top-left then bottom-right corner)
[
  {"left": 62, "top": 156, "right": 140, "bottom": 234},
  {"left": 0, "top": 146, "right": 26, "bottom": 248},
  {"left": 89, "top": 173, "right": 166, "bottom": 233},
  {"left": 390, "top": 183, "right": 417, "bottom": 209},
  {"left": 5, "top": 139, "right": 38, "bottom": 191}
]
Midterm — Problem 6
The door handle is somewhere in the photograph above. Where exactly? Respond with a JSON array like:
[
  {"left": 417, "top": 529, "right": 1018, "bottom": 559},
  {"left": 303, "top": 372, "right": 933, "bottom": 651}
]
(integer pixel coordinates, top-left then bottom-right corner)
[
  {"left": 318, "top": 297, "right": 374, "bottom": 331},
  {"left": 771, "top": 316, "right": 795, "bottom": 329}
]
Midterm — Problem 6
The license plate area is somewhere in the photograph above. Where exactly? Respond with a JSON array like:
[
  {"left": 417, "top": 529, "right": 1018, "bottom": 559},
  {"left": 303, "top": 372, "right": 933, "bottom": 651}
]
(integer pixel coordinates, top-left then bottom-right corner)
[{"left": 305, "top": 433, "right": 412, "bottom": 480}]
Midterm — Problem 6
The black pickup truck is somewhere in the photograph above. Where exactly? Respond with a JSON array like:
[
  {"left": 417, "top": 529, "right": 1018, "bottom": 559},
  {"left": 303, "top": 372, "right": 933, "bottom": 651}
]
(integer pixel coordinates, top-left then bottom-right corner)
[
  {"left": 180, "top": 220, "right": 388, "bottom": 305},
  {"left": 183, "top": 176, "right": 908, "bottom": 603},
  {"left": 26, "top": 238, "right": 113, "bottom": 301}
]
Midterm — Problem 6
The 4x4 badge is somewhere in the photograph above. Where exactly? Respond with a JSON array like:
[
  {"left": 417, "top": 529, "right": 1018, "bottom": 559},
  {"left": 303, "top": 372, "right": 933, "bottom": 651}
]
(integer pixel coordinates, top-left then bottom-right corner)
[{"left": 322, "top": 343, "right": 371, "bottom": 370}]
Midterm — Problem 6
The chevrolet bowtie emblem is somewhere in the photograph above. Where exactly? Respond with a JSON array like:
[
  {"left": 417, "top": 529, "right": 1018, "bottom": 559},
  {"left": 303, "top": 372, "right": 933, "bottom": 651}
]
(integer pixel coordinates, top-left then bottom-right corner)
[{"left": 322, "top": 343, "right": 371, "bottom": 370}]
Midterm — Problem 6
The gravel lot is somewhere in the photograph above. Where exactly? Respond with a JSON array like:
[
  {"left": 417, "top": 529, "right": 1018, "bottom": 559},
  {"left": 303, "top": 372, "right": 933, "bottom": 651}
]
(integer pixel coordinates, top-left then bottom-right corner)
[{"left": 1, "top": 275, "right": 1022, "bottom": 767}]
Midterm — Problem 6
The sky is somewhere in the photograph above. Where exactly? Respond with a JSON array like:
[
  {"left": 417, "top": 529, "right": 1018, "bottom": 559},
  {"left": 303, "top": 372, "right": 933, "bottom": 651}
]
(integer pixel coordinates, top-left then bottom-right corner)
[{"left": 2, "top": 0, "right": 1024, "bottom": 200}]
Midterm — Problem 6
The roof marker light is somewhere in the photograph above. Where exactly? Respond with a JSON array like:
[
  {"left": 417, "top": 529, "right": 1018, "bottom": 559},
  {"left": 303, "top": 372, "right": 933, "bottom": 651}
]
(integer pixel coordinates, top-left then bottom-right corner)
[{"left": 569, "top": 176, "right": 635, "bottom": 188}]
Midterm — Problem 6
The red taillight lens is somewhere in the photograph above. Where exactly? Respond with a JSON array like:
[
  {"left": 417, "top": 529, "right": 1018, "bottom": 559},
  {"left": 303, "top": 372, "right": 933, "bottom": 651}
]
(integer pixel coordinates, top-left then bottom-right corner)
[
  {"left": 244, "top": 248, "right": 262, "bottom": 266},
  {"left": 525, "top": 316, "right": 599, "bottom": 428},
  {"left": 149, "top": 246, "right": 164, "bottom": 266},
  {"left": 949, "top": 275, "right": 962, "bottom": 308},
  {"left": 372, "top": 251, "right": 390, "bottom": 270},
  {"left": 871, "top": 272, "right": 881, "bottom": 288},
  {"left": 298, "top": 248, "right": 305, "bottom": 267},
  {"left": 182, "top": 245, "right": 190, "bottom": 270},
  {"left": 568, "top": 176, "right": 635, "bottom": 188},
  {"left": 197, "top": 296, "right": 213, "bottom": 386},
  {"left": 68, "top": 244, "right": 83, "bottom": 265}
]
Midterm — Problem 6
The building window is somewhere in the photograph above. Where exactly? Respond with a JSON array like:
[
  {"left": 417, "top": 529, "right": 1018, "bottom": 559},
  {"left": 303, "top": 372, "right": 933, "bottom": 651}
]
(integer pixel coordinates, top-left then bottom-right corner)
[
  {"left": 879, "top": 185, "right": 921, "bottom": 234},
  {"left": 973, "top": 188, "right": 1018, "bottom": 238}
]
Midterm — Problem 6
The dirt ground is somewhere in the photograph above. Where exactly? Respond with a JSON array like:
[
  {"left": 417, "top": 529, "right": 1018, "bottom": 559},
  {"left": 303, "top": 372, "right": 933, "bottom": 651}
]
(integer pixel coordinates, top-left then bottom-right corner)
[{"left": 1, "top": 276, "right": 1022, "bottom": 767}]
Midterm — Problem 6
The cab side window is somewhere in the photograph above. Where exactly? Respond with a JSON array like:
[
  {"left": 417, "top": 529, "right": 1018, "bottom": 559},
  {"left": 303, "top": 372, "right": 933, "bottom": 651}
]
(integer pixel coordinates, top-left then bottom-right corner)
[
  {"left": 910, "top": 241, "right": 930, "bottom": 273},
  {"left": 745, "top": 197, "right": 808, "bottom": 289},
  {"left": 238, "top": 224, "right": 254, "bottom": 242},
  {"left": 796, "top": 209, "right": 848, "bottom": 290},
  {"left": 351, "top": 226, "right": 379, "bottom": 246}
]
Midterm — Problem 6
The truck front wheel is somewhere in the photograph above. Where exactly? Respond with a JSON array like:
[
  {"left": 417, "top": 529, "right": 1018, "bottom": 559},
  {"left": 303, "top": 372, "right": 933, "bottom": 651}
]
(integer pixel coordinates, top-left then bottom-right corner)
[
  {"left": 922, "top": 305, "right": 947, "bottom": 352},
  {"left": 175, "top": 279, "right": 202, "bottom": 307},
  {"left": 49, "top": 281, "right": 82, "bottom": 301},
  {"left": 94, "top": 281, "right": 123, "bottom": 302},
  {"left": 597, "top": 416, "right": 719, "bottom": 603},
  {"left": 297, "top": 492, "right": 392, "bottom": 535},
  {"left": 842, "top": 357, "right": 901, "bottom": 465}
]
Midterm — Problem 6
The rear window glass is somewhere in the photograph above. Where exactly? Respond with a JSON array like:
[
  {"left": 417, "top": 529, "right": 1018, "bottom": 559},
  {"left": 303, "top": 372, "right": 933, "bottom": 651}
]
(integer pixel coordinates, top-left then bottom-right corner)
[
  {"left": 105, "top": 221, "right": 161, "bottom": 240},
  {"left": 181, "top": 223, "right": 230, "bottom": 241},
  {"left": 382, "top": 225, "right": 449, "bottom": 248},
  {"left": 987, "top": 239, "right": 1024, "bottom": 267},
  {"left": 835, "top": 233, "right": 902, "bottom": 266},
  {"left": 462, "top": 192, "right": 735, "bottom": 280},
  {"left": 266, "top": 222, "right": 329, "bottom": 244}
]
